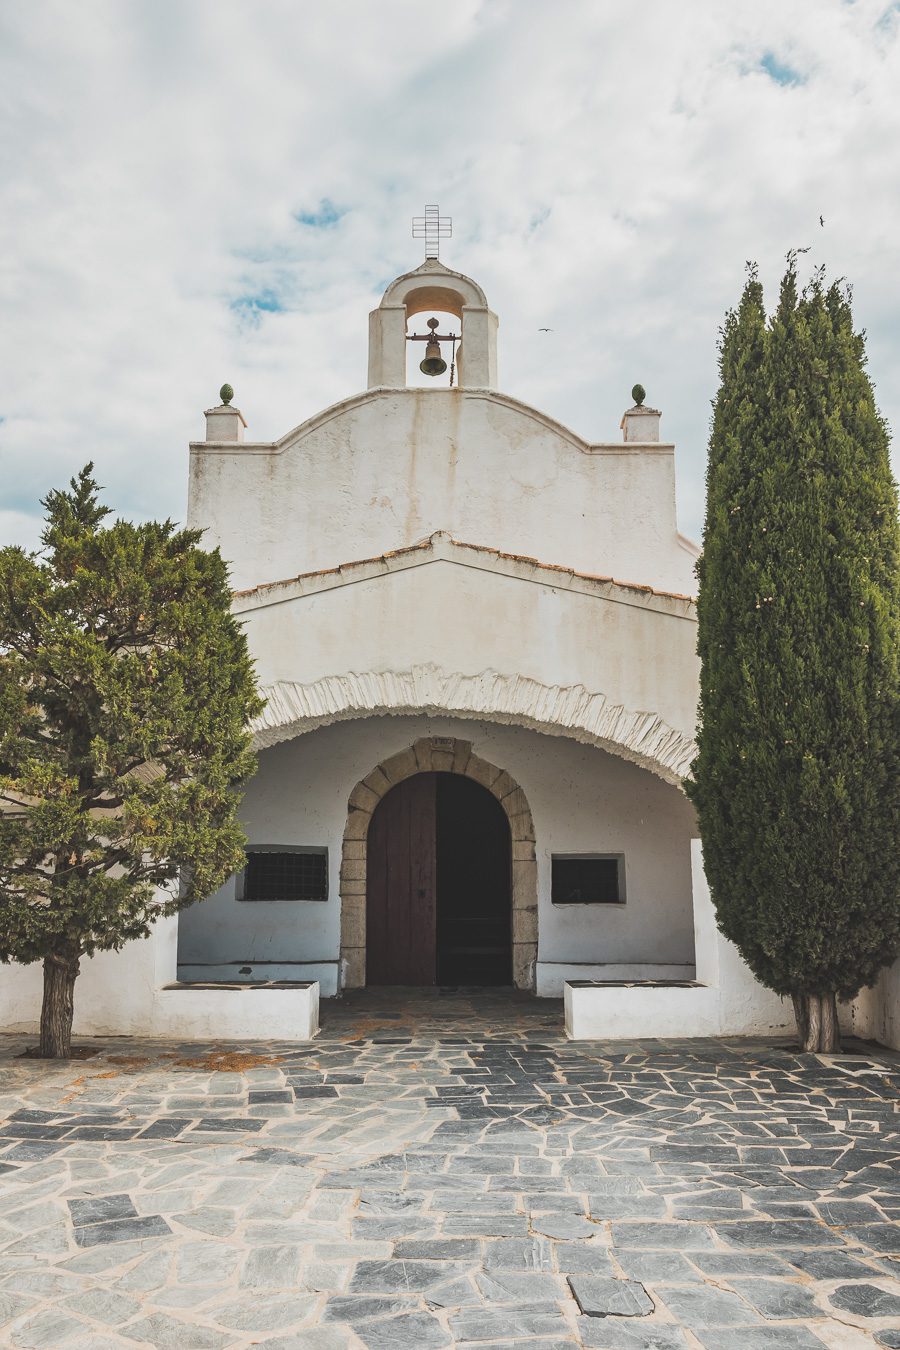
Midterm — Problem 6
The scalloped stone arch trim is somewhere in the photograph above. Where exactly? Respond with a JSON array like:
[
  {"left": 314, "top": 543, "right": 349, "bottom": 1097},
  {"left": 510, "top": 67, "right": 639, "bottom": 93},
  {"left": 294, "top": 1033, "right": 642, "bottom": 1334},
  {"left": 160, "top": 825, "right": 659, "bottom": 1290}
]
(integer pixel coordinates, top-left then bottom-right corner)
[
  {"left": 340, "top": 737, "right": 537, "bottom": 991},
  {"left": 251, "top": 667, "right": 696, "bottom": 786}
]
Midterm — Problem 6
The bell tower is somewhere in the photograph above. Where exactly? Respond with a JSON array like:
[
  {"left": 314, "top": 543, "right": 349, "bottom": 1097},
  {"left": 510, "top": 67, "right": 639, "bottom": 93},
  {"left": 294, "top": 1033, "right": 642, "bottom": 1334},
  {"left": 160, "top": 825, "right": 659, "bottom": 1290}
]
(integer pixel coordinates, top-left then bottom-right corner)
[{"left": 367, "top": 208, "right": 498, "bottom": 390}]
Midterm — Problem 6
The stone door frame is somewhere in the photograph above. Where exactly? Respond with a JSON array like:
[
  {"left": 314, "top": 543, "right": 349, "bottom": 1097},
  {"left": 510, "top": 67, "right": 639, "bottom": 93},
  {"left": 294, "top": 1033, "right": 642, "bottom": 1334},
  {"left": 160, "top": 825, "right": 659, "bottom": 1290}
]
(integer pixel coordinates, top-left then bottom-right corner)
[{"left": 340, "top": 737, "right": 537, "bottom": 991}]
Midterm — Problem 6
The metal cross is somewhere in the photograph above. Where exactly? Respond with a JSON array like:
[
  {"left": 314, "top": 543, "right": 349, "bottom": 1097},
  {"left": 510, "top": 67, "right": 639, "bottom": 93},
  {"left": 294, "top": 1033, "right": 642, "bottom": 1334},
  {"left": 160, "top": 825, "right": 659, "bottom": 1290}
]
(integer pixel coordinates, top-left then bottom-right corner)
[{"left": 412, "top": 204, "right": 452, "bottom": 260}]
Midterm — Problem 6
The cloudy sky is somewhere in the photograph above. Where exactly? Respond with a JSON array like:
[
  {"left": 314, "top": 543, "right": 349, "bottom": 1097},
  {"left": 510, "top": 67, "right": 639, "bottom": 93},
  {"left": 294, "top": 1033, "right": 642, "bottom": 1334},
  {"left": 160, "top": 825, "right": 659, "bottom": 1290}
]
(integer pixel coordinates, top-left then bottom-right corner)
[{"left": 2, "top": 0, "right": 899, "bottom": 558}]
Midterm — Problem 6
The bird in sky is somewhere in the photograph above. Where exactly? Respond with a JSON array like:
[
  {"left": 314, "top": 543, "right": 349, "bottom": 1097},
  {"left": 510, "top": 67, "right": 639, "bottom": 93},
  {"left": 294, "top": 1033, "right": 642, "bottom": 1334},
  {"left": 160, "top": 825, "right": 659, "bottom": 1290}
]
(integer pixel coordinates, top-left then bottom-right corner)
[
  {"left": 538, "top": 327, "right": 554, "bottom": 332},
  {"left": 820, "top": 215, "right": 825, "bottom": 227}
]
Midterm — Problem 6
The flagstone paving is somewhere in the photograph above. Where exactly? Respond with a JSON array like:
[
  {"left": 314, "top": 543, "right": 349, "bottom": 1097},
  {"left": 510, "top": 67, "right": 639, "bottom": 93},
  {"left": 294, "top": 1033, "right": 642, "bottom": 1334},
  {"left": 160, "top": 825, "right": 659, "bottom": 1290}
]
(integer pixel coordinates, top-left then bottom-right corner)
[{"left": 0, "top": 987, "right": 898, "bottom": 1348}]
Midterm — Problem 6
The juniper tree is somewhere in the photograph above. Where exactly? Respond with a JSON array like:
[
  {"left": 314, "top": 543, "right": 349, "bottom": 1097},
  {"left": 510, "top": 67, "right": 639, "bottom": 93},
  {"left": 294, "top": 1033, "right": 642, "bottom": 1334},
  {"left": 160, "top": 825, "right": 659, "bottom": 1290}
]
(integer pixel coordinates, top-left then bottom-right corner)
[
  {"left": 0, "top": 466, "right": 263, "bottom": 1057},
  {"left": 688, "top": 259, "right": 900, "bottom": 1053}
]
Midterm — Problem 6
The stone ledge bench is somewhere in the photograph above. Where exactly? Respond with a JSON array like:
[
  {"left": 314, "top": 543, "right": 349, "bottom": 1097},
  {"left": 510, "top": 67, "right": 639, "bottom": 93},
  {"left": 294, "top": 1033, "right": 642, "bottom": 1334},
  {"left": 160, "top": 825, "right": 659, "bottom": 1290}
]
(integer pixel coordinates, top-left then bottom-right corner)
[
  {"left": 159, "top": 980, "right": 319, "bottom": 1041},
  {"left": 564, "top": 979, "right": 721, "bottom": 1040}
]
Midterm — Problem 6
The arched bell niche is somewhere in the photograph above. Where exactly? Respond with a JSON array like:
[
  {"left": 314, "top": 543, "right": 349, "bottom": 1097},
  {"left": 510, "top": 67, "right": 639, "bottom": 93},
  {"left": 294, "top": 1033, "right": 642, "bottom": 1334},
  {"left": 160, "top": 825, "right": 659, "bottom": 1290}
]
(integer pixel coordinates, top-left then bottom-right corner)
[
  {"left": 405, "top": 308, "right": 462, "bottom": 388},
  {"left": 368, "top": 260, "right": 498, "bottom": 390}
]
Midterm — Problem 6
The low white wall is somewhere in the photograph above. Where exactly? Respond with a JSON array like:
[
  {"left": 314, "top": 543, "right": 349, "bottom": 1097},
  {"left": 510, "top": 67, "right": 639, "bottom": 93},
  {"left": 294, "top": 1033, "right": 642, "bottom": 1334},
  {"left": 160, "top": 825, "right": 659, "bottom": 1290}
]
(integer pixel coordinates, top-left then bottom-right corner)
[
  {"left": 0, "top": 914, "right": 319, "bottom": 1043},
  {"left": 565, "top": 841, "right": 793, "bottom": 1040},
  {"left": 566, "top": 981, "right": 722, "bottom": 1039},
  {"left": 156, "top": 982, "right": 319, "bottom": 1042}
]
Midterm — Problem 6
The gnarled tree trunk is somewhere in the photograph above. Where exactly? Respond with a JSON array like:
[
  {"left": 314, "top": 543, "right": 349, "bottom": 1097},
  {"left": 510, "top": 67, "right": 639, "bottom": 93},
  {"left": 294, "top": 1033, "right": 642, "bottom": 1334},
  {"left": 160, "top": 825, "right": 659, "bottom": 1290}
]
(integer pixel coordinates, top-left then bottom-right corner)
[
  {"left": 792, "top": 991, "right": 841, "bottom": 1053},
  {"left": 39, "top": 954, "right": 80, "bottom": 1058}
]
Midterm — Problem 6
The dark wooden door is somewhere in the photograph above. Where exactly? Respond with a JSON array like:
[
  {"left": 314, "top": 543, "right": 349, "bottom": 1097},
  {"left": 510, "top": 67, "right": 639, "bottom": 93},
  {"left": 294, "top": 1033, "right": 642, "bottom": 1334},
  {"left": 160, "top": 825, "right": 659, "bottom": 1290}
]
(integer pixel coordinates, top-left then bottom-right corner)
[{"left": 366, "top": 774, "right": 437, "bottom": 985}]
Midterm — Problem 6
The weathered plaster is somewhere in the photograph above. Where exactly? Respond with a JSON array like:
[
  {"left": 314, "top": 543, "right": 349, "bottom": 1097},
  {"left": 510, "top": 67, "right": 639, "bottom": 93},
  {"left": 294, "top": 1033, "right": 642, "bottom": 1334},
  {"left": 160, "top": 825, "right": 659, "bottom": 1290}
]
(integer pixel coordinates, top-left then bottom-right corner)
[{"left": 251, "top": 668, "right": 696, "bottom": 786}]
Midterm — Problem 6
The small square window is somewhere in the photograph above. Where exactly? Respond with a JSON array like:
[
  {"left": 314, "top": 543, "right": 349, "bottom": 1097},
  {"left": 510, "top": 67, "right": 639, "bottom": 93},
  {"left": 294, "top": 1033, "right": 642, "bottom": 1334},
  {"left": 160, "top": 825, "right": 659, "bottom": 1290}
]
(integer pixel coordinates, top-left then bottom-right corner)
[
  {"left": 551, "top": 854, "right": 624, "bottom": 905},
  {"left": 240, "top": 848, "right": 328, "bottom": 902}
]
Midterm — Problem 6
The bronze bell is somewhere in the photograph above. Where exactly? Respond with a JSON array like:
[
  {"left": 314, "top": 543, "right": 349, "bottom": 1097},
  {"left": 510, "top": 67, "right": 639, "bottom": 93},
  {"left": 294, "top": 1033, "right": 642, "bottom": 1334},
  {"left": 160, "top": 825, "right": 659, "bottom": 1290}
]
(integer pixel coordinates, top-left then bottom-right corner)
[
  {"left": 419, "top": 317, "right": 447, "bottom": 377},
  {"left": 420, "top": 339, "right": 447, "bottom": 377}
]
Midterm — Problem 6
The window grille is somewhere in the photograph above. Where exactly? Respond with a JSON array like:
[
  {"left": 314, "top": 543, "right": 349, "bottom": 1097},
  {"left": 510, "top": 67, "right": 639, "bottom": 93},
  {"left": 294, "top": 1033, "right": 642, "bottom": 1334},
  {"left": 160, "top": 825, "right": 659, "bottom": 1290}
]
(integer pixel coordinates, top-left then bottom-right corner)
[
  {"left": 551, "top": 854, "right": 624, "bottom": 905},
  {"left": 241, "top": 848, "right": 328, "bottom": 902}
]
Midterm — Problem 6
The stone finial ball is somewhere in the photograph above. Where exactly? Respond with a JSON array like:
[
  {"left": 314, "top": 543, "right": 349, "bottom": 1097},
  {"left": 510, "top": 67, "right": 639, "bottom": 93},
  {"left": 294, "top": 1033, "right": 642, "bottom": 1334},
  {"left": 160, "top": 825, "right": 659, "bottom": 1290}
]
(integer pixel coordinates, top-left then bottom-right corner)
[
  {"left": 631, "top": 383, "right": 646, "bottom": 407},
  {"left": 219, "top": 383, "right": 234, "bottom": 406}
]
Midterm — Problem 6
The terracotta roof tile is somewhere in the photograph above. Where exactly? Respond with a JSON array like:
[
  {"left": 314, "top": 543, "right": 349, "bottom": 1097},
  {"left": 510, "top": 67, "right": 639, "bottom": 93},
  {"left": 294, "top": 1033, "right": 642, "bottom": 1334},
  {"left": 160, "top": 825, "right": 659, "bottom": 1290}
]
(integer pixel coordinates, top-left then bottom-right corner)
[{"left": 232, "top": 535, "right": 695, "bottom": 605}]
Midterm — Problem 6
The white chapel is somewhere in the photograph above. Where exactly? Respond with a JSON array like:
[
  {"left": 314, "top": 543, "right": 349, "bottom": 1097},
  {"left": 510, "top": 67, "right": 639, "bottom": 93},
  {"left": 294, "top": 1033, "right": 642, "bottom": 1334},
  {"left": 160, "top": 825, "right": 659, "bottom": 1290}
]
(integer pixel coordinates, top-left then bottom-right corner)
[
  {"left": 177, "top": 251, "right": 705, "bottom": 1004},
  {"left": 4, "top": 239, "right": 898, "bottom": 1045}
]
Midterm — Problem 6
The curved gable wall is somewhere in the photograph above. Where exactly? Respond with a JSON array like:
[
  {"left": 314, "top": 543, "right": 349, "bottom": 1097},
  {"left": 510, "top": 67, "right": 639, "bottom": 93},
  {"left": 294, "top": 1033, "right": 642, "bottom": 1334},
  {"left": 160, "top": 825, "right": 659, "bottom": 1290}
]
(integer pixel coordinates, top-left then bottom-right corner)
[{"left": 189, "top": 388, "right": 694, "bottom": 595}]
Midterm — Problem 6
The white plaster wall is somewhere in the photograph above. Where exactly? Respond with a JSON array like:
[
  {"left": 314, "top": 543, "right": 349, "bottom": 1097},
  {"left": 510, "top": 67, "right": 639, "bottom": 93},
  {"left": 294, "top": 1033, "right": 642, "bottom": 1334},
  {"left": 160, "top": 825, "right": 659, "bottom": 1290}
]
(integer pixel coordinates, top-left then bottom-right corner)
[
  {"left": 237, "top": 553, "right": 700, "bottom": 751},
  {"left": 189, "top": 389, "right": 697, "bottom": 596},
  {"left": 0, "top": 914, "right": 319, "bottom": 1041},
  {"left": 176, "top": 715, "right": 699, "bottom": 987},
  {"left": 876, "top": 959, "right": 900, "bottom": 1048},
  {"left": 0, "top": 917, "right": 173, "bottom": 1038},
  {"left": 565, "top": 841, "right": 794, "bottom": 1041}
]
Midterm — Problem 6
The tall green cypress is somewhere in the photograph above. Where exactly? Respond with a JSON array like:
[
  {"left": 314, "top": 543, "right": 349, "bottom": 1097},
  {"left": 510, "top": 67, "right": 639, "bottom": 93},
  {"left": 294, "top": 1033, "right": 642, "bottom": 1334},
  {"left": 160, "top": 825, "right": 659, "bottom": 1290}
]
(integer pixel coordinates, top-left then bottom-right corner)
[{"left": 688, "top": 259, "right": 900, "bottom": 1053}]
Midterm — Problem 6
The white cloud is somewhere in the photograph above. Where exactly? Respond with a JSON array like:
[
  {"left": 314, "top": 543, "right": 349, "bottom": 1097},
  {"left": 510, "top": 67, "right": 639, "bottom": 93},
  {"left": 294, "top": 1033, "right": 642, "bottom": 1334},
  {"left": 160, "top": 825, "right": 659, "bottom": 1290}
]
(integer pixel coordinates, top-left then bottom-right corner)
[{"left": 1, "top": 0, "right": 899, "bottom": 554}]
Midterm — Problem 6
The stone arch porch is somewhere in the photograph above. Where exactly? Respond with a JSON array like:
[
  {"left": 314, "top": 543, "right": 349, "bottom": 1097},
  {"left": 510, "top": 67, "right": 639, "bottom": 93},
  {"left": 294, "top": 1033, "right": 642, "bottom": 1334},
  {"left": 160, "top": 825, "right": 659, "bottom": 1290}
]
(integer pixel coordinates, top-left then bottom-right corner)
[
  {"left": 250, "top": 667, "right": 697, "bottom": 787},
  {"left": 339, "top": 736, "right": 537, "bottom": 991}
]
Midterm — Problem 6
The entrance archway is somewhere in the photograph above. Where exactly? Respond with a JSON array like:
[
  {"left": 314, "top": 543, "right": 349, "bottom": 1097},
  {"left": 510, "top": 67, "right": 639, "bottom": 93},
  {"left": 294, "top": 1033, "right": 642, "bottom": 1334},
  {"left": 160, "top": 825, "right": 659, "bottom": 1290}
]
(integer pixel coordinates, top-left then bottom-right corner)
[
  {"left": 367, "top": 773, "right": 511, "bottom": 987},
  {"left": 340, "top": 737, "right": 537, "bottom": 990}
]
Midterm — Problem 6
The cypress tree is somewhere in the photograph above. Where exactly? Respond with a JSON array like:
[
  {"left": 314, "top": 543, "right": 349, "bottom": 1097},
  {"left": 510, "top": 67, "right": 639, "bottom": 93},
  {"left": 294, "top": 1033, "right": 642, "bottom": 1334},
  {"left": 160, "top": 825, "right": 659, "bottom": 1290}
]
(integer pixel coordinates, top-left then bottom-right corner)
[
  {"left": 0, "top": 466, "right": 264, "bottom": 1057},
  {"left": 688, "top": 259, "right": 900, "bottom": 1053}
]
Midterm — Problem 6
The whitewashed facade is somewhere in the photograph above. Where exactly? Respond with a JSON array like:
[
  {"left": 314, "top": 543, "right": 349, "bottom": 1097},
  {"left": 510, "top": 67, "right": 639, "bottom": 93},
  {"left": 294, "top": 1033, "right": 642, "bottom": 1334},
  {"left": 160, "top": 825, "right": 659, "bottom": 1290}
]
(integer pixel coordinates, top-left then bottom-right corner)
[{"left": 1, "top": 256, "right": 896, "bottom": 1043}]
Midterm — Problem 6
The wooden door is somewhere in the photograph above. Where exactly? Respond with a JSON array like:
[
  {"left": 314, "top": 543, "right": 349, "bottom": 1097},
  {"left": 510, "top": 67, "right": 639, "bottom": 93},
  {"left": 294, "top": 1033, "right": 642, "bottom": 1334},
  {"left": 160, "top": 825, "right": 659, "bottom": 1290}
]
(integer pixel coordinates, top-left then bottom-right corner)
[{"left": 366, "top": 773, "right": 437, "bottom": 984}]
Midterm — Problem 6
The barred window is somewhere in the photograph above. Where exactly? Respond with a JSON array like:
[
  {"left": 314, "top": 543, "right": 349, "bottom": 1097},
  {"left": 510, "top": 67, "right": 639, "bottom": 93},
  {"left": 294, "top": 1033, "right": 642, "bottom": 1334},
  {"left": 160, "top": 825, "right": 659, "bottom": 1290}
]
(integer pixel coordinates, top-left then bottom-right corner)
[
  {"left": 551, "top": 855, "right": 624, "bottom": 905},
  {"left": 240, "top": 848, "right": 328, "bottom": 902}
]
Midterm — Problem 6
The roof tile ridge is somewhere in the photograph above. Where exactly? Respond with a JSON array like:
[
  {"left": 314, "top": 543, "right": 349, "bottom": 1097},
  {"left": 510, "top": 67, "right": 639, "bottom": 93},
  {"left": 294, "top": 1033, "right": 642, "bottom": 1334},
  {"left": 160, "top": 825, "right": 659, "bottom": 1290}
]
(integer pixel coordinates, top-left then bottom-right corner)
[{"left": 233, "top": 533, "right": 695, "bottom": 606}]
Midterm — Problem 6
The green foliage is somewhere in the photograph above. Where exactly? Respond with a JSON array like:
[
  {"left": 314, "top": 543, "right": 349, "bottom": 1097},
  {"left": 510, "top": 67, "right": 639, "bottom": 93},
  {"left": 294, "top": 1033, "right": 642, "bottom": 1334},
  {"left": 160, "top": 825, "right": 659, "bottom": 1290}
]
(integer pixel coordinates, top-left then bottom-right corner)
[
  {"left": 687, "top": 259, "right": 900, "bottom": 998},
  {"left": 631, "top": 384, "right": 646, "bottom": 406},
  {"left": 0, "top": 465, "right": 264, "bottom": 966}
]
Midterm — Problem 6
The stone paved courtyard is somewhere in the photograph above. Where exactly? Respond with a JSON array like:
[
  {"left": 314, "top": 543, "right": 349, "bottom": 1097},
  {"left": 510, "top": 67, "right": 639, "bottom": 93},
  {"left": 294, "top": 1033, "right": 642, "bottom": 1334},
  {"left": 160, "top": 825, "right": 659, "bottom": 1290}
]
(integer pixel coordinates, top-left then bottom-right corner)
[{"left": 0, "top": 989, "right": 899, "bottom": 1349}]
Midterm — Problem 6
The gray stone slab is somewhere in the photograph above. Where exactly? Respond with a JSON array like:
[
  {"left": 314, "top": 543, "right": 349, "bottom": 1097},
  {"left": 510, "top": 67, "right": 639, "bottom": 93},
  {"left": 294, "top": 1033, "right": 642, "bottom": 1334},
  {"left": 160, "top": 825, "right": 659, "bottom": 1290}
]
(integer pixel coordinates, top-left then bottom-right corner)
[
  {"left": 784, "top": 1248, "right": 877, "bottom": 1280},
  {"left": 580, "top": 1324, "right": 689, "bottom": 1349},
  {"left": 7, "top": 1308, "right": 87, "bottom": 1348},
  {"left": 349, "top": 1259, "right": 473, "bottom": 1293},
  {"left": 483, "top": 1237, "right": 554, "bottom": 1271},
  {"left": 60, "top": 1289, "right": 142, "bottom": 1325},
  {"left": 842, "top": 1224, "right": 900, "bottom": 1253},
  {"left": 393, "top": 1239, "right": 479, "bottom": 1260},
  {"left": 615, "top": 1251, "right": 703, "bottom": 1283},
  {"left": 450, "top": 1309, "right": 572, "bottom": 1340},
  {"left": 712, "top": 1220, "right": 840, "bottom": 1248},
  {"left": 73, "top": 1214, "right": 171, "bottom": 1247},
  {"left": 66, "top": 1194, "right": 137, "bottom": 1226},
  {"left": 568, "top": 1275, "right": 654, "bottom": 1317},
  {"left": 729, "top": 1279, "right": 821, "bottom": 1320},
  {"left": 475, "top": 1270, "right": 566, "bottom": 1305},
  {"left": 532, "top": 1214, "right": 600, "bottom": 1238},
  {"left": 239, "top": 1245, "right": 302, "bottom": 1289},
  {"left": 611, "top": 1223, "right": 717, "bottom": 1250},
  {"left": 211, "top": 1294, "right": 320, "bottom": 1331},
  {"left": 323, "top": 1295, "right": 420, "bottom": 1322},
  {"left": 588, "top": 1194, "right": 668, "bottom": 1219},
  {"left": 354, "top": 1313, "right": 451, "bottom": 1349},
  {"left": 121, "top": 1314, "right": 230, "bottom": 1347},
  {"left": 0, "top": 1291, "right": 37, "bottom": 1327},
  {"left": 829, "top": 1283, "right": 900, "bottom": 1318},
  {"left": 690, "top": 1252, "right": 795, "bottom": 1276},
  {"left": 692, "top": 1332, "right": 829, "bottom": 1349},
  {"left": 657, "top": 1285, "right": 759, "bottom": 1327}
]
